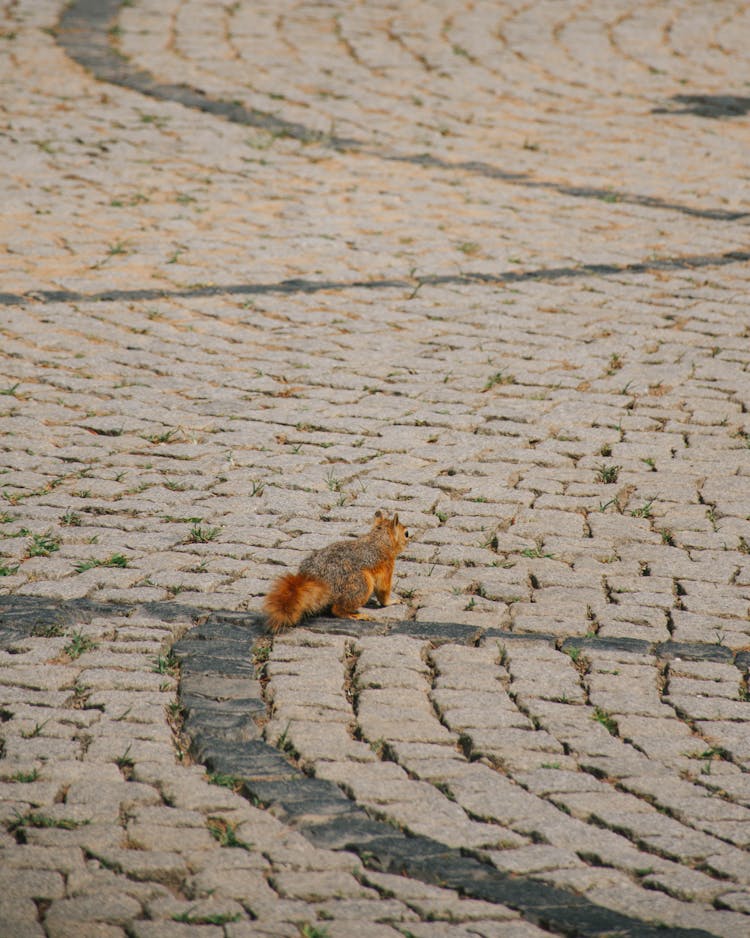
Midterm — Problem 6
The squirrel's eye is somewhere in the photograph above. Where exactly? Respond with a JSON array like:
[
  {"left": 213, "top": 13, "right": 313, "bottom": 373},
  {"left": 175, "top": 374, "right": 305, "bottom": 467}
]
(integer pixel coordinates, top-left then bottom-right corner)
[{"left": 404, "top": 529, "right": 410, "bottom": 538}]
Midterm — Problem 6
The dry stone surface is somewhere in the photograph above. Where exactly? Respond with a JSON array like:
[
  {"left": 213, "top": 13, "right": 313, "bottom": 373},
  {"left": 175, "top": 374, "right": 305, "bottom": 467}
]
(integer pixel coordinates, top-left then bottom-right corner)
[{"left": 1, "top": 1, "right": 750, "bottom": 936}]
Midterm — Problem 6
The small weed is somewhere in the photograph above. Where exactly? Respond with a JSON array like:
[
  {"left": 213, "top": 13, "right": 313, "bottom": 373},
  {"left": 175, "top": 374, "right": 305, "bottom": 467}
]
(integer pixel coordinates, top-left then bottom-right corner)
[
  {"left": 126, "top": 482, "right": 150, "bottom": 495},
  {"left": 172, "top": 908, "right": 242, "bottom": 926},
  {"left": 660, "top": 528, "right": 675, "bottom": 546},
  {"left": 521, "top": 546, "right": 554, "bottom": 559},
  {"left": 595, "top": 463, "right": 621, "bottom": 484},
  {"left": 69, "top": 682, "right": 90, "bottom": 708},
  {"left": 0, "top": 563, "right": 19, "bottom": 577},
  {"left": 457, "top": 240, "right": 480, "bottom": 256},
  {"left": 250, "top": 478, "right": 265, "bottom": 497},
  {"left": 146, "top": 428, "right": 179, "bottom": 444},
  {"left": 63, "top": 632, "right": 96, "bottom": 660},
  {"left": 74, "top": 553, "right": 128, "bottom": 573},
  {"left": 27, "top": 533, "right": 60, "bottom": 557},
  {"left": 253, "top": 641, "right": 270, "bottom": 664},
  {"left": 641, "top": 457, "right": 656, "bottom": 471},
  {"left": 483, "top": 369, "right": 515, "bottom": 391},
  {"left": 300, "top": 925, "right": 331, "bottom": 938},
  {"left": 32, "top": 621, "right": 66, "bottom": 638},
  {"left": 564, "top": 646, "right": 590, "bottom": 675},
  {"left": 208, "top": 773, "right": 241, "bottom": 790},
  {"left": 0, "top": 383, "right": 20, "bottom": 396},
  {"left": 164, "top": 479, "right": 187, "bottom": 491},
  {"left": 115, "top": 745, "right": 135, "bottom": 773},
  {"left": 592, "top": 707, "right": 618, "bottom": 735},
  {"left": 630, "top": 499, "right": 655, "bottom": 518},
  {"left": 10, "top": 768, "right": 39, "bottom": 783},
  {"left": 60, "top": 510, "right": 82, "bottom": 527},
  {"left": 606, "top": 353, "right": 624, "bottom": 373},
  {"left": 694, "top": 746, "right": 728, "bottom": 762},
  {"left": 106, "top": 239, "right": 130, "bottom": 256},
  {"left": 325, "top": 470, "right": 343, "bottom": 492},
  {"left": 137, "top": 110, "right": 170, "bottom": 128},
  {"left": 21, "top": 720, "right": 48, "bottom": 739},
  {"left": 277, "top": 721, "right": 295, "bottom": 755},
  {"left": 8, "top": 811, "right": 88, "bottom": 833},
  {"left": 541, "top": 762, "right": 561, "bottom": 770},
  {"left": 152, "top": 653, "right": 177, "bottom": 675},
  {"left": 188, "top": 524, "right": 221, "bottom": 543},
  {"left": 207, "top": 817, "right": 252, "bottom": 850},
  {"left": 369, "top": 737, "right": 387, "bottom": 758},
  {"left": 481, "top": 531, "right": 499, "bottom": 551}
]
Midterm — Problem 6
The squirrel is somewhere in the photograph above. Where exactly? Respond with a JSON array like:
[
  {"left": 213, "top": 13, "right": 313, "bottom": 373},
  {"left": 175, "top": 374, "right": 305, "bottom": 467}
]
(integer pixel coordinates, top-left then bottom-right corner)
[{"left": 264, "top": 510, "right": 410, "bottom": 633}]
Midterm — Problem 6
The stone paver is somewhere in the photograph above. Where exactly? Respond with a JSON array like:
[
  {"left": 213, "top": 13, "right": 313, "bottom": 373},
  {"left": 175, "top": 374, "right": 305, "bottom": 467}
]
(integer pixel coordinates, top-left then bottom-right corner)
[{"left": 2, "top": 0, "right": 750, "bottom": 935}]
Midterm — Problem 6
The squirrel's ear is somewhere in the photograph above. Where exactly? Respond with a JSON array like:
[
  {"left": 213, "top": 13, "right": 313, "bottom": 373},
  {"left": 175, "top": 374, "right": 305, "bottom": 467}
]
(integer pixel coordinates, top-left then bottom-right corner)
[{"left": 392, "top": 513, "right": 399, "bottom": 528}]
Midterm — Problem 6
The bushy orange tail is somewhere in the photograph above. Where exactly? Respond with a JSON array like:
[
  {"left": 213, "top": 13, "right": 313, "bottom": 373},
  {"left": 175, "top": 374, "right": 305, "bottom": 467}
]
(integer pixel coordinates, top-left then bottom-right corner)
[{"left": 263, "top": 573, "right": 331, "bottom": 633}]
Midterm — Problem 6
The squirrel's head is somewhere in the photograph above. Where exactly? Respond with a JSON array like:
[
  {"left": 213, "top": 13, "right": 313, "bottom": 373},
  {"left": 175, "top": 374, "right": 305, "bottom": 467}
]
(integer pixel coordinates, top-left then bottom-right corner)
[{"left": 373, "top": 510, "right": 409, "bottom": 553}]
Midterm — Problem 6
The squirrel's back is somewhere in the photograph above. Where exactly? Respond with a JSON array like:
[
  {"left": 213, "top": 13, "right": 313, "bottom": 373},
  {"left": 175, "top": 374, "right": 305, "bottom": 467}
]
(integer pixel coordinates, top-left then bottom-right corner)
[{"left": 299, "top": 530, "right": 388, "bottom": 586}]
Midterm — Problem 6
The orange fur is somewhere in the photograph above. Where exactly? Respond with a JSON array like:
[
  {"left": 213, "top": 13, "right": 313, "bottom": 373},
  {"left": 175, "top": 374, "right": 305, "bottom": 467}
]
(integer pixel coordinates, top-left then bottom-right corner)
[
  {"left": 263, "top": 511, "right": 409, "bottom": 633},
  {"left": 263, "top": 573, "right": 331, "bottom": 633},
  {"left": 372, "top": 558, "right": 395, "bottom": 606}
]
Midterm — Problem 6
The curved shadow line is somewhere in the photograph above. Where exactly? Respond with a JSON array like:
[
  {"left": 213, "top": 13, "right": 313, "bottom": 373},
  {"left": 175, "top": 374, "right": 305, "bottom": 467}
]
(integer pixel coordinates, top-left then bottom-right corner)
[
  {"left": 4, "top": 249, "right": 750, "bottom": 307},
  {"left": 171, "top": 614, "right": 723, "bottom": 938},
  {"left": 2, "top": 598, "right": 747, "bottom": 669},
  {"left": 0, "top": 598, "right": 740, "bottom": 933},
  {"left": 57, "top": 0, "right": 749, "bottom": 223}
]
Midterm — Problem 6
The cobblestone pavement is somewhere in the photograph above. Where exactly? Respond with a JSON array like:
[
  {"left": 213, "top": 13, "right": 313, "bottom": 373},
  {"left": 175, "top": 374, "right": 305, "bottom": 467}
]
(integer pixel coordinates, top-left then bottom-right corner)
[{"left": 1, "top": 1, "right": 750, "bottom": 936}]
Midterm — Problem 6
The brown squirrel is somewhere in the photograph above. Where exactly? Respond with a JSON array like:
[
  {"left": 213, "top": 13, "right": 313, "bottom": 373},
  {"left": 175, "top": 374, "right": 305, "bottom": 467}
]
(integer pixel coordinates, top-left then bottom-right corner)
[{"left": 264, "top": 510, "right": 409, "bottom": 633}]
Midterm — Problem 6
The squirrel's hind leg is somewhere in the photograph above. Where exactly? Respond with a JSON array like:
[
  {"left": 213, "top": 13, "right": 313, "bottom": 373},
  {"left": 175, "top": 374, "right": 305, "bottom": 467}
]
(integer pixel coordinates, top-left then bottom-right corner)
[
  {"left": 373, "top": 560, "right": 396, "bottom": 607},
  {"left": 330, "top": 570, "right": 374, "bottom": 619}
]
